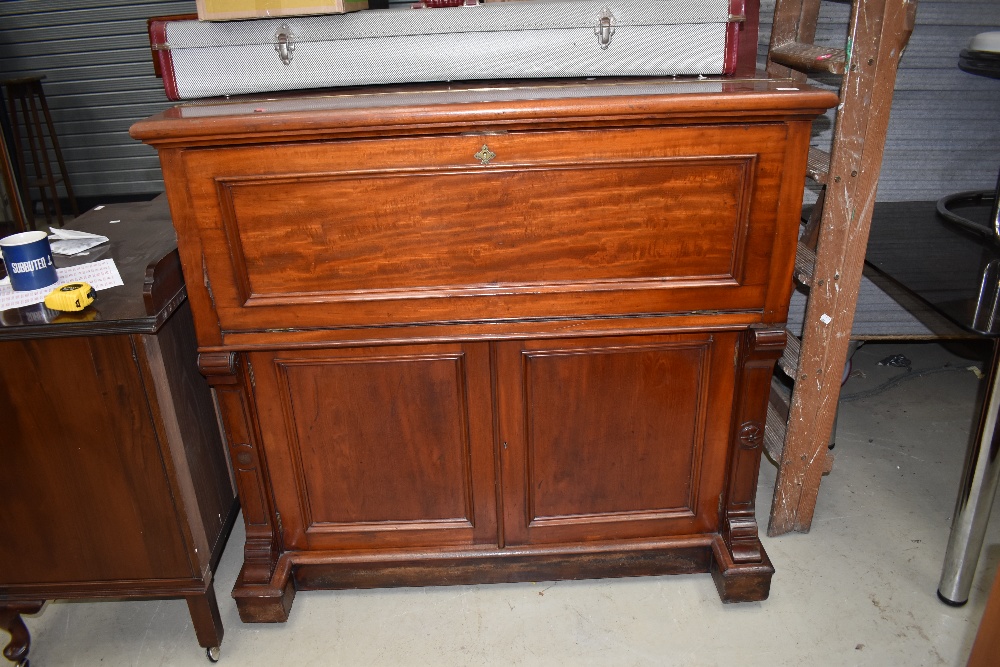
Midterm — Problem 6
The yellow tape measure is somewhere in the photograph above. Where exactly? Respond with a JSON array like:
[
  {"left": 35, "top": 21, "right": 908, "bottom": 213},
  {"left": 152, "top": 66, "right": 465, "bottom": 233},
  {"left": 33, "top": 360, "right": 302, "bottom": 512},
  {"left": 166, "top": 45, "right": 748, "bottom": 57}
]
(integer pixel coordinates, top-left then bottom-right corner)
[{"left": 44, "top": 282, "right": 96, "bottom": 312}]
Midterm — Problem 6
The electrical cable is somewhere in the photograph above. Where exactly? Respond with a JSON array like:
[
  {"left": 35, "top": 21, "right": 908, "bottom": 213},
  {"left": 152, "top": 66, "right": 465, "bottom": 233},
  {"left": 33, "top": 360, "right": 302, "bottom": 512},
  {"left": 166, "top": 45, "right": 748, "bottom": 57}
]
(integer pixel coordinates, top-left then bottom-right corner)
[{"left": 839, "top": 365, "right": 982, "bottom": 403}]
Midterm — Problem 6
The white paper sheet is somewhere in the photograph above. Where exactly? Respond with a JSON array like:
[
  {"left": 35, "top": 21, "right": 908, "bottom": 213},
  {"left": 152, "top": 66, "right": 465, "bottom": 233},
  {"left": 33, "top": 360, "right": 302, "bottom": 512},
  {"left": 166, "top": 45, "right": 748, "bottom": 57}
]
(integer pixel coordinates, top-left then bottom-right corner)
[
  {"left": 0, "top": 258, "right": 124, "bottom": 311},
  {"left": 48, "top": 228, "right": 110, "bottom": 256}
]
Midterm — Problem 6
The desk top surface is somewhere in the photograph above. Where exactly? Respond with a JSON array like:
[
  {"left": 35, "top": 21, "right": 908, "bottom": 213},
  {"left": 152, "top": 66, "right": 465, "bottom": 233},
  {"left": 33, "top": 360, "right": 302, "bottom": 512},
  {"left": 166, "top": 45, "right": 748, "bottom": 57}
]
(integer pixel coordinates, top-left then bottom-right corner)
[
  {"left": 0, "top": 197, "right": 183, "bottom": 340},
  {"left": 866, "top": 199, "right": 1000, "bottom": 337},
  {"left": 130, "top": 76, "right": 839, "bottom": 147}
]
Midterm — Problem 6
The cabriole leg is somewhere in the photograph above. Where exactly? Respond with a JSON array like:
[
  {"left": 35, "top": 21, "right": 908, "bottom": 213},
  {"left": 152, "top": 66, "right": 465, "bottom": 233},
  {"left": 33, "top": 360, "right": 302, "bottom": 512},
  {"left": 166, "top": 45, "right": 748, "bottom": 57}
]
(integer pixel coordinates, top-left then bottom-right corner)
[{"left": 0, "top": 602, "right": 44, "bottom": 667}]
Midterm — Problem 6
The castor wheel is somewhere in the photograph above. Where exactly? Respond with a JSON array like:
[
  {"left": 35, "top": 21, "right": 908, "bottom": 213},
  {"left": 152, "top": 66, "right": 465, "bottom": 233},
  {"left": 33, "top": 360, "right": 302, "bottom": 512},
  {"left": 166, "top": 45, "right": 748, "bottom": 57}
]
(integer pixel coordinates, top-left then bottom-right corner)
[{"left": 206, "top": 646, "right": 221, "bottom": 662}]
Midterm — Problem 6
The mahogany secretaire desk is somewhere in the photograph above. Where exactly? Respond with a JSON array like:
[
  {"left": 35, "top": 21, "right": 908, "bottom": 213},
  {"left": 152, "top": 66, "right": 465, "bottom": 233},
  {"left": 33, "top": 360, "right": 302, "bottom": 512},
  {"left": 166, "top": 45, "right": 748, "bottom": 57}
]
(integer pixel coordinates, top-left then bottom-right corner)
[
  {"left": 0, "top": 199, "right": 238, "bottom": 665},
  {"left": 130, "top": 77, "right": 837, "bottom": 623}
]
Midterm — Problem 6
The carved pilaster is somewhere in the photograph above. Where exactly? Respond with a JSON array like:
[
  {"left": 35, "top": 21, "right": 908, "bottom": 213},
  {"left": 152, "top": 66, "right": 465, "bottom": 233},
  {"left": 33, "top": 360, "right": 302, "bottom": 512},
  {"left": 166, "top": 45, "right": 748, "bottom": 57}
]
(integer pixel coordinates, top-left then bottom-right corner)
[
  {"left": 198, "top": 351, "right": 240, "bottom": 385},
  {"left": 722, "top": 327, "right": 786, "bottom": 563},
  {"left": 199, "top": 350, "right": 292, "bottom": 620}
]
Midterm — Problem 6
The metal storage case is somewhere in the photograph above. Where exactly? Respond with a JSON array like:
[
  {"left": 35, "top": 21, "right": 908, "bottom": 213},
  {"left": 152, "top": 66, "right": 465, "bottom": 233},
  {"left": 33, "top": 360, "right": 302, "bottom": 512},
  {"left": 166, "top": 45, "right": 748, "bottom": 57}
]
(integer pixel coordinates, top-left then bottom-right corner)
[{"left": 150, "top": 0, "right": 755, "bottom": 100}]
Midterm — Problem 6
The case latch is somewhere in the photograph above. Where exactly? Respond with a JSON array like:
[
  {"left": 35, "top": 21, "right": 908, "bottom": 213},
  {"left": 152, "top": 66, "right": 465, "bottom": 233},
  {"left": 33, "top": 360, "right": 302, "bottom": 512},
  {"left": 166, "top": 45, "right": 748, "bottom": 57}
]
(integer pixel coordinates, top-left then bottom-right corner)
[
  {"left": 594, "top": 8, "right": 616, "bottom": 50},
  {"left": 275, "top": 25, "right": 295, "bottom": 65}
]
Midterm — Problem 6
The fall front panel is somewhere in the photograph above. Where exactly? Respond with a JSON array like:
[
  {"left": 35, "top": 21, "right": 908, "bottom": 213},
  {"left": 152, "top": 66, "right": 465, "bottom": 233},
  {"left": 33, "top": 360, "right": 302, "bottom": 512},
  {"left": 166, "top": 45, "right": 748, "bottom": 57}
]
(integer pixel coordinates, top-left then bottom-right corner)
[{"left": 178, "top": 123, "right": 794, "bottom": 331}]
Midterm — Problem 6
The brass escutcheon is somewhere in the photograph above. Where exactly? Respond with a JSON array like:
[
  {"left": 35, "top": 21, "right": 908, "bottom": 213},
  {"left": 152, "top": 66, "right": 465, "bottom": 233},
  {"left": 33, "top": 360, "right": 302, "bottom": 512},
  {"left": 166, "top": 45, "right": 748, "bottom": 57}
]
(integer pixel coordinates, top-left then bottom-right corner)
[{"left": 474, "top": 144, "right": 496, "bottom": 165}]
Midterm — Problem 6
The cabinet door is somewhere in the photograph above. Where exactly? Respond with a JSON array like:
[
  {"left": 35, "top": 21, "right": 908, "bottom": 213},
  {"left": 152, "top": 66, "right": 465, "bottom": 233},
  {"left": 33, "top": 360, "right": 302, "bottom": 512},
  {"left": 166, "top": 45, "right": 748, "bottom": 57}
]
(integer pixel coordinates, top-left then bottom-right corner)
[
  {"left": 495, "top": 332, "right": 738, "bottom": 546},
  {"left": 248, "top": 343, "right": 498, "bottom": 551},
  {"left": 0, "top": 336, "right": 193, "bottom": 585}
]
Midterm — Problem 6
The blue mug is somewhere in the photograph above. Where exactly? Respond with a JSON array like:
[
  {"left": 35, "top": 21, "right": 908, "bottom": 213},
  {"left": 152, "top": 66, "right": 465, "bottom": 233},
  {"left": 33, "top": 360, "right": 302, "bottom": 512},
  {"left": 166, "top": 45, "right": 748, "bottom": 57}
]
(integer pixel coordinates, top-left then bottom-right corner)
[{"left": 1, "top": 231, "right": 58, "bottom": 291}]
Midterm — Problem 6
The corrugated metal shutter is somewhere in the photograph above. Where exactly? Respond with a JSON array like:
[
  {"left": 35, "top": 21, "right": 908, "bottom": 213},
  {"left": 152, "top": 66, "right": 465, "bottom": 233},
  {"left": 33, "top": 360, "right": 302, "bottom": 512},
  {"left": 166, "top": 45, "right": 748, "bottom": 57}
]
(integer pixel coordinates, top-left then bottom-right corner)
[
  {"left": 0, "top": 0, "right": 197, "bottom": 203},
  {"left": 0, "top": 0, "right": 408, "bottom": 205},
  {"left": 760, "top": 0, "right": 1000, "bottom": 202}
]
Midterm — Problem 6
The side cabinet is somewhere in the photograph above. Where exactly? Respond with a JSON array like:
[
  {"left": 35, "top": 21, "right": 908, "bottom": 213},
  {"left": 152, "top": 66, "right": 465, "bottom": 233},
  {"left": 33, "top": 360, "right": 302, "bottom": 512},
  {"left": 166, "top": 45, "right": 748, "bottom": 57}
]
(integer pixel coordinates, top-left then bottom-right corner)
[
  {"left": 130, "top": 77, "right": 838, "bottom": 622},
  {"left": 0, "top": 201, "right": 239, "bottom": 664}
]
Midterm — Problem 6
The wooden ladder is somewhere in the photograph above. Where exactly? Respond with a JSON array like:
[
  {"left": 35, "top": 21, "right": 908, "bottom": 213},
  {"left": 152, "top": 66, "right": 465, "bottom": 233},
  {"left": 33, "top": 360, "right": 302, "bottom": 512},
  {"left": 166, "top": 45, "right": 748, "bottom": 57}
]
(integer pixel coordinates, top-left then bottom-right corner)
[{"left": 763, "top": 0, "right": 918, "bottom": 536}]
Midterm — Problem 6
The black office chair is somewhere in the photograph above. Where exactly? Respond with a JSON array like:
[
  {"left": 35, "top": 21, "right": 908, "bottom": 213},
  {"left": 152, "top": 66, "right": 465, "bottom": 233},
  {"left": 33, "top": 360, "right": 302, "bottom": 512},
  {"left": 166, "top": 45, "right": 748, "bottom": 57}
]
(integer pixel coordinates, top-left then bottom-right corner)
[{"left": 937, "top": 31, "right": 1000, "bottom": 244}]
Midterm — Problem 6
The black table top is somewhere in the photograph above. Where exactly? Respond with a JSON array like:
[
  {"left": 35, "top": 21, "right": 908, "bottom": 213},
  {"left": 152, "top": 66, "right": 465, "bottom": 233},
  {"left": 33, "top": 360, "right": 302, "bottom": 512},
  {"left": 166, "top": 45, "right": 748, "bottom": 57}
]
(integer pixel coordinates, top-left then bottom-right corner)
[
  {"left": 866, "top": 199, "right": 1000, "bottom": 337},
  {"left": 0, "top": 196, "right": 184, "bottom": 340}
]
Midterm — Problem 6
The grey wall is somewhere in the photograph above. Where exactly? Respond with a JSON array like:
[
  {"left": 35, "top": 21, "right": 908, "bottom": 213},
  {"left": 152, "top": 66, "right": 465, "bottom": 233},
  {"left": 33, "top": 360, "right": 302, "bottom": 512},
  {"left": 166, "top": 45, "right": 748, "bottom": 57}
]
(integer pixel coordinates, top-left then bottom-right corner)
[
  {"left": 0, "top": 0, "right": 426, "bottom": 202},
  {"left": 0, "top": 1, "right": 199, "bottom": 201},
  {"left": 760, "top": 0, "right": 1000, "bottom": 202},
  {"left": 1, "top": 0, "right": 997, "bottom": 202}
]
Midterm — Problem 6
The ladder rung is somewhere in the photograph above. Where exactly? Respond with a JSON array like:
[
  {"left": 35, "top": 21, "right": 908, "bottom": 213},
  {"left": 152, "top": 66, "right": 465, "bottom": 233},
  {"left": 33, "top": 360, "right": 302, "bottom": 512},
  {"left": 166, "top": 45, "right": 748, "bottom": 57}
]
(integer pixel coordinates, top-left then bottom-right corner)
[
  {"left": 807, "top": 147, "right": 831, "bottom": 184},
  {"left": 764, "top": 385, "right": 789, "bottom": 463},
  {"left": 778, "top": 329, "right": 801, "bottom": 378},
  {"left": 794, "top": 241, "right": 816, "bottom": 287},
  {"left": 766, "top": 374, "right": 835, "bottom": 472},
  {"left": 770, "top": 42, "right": 847, "bottom": 75}
]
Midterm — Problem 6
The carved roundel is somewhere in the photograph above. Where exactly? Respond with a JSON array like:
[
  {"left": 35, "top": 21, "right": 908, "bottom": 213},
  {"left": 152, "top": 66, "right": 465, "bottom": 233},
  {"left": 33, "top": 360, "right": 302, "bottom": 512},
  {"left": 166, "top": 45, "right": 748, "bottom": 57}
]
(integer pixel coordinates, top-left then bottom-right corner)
[
  {"left": 739, "top": 421, "right": 764, "bottom": 450},
  {"left": 235, "top": 443, "right": 254, "bottom": 466}
]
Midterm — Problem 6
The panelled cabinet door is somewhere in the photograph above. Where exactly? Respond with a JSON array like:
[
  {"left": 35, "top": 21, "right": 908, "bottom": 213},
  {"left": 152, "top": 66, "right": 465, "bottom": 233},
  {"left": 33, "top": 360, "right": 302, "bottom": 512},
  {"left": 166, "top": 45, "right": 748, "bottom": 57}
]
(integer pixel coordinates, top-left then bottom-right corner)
[
  {"left": 0, "top": 336, "right": 194, "bottom": 584},
  {"left": 495, "top": 332, "right": 739, "bottom": 546},
  {"left": 248, "top": 343, "right": 499, "bottom": 551}
]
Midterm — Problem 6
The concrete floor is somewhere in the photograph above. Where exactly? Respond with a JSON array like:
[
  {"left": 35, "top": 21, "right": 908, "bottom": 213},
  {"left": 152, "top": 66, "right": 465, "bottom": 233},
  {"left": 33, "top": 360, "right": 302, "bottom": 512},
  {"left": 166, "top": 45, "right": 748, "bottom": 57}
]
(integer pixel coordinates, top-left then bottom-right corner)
[{"left": 13, "top": 341, "right": 1000, "bottom": 666}]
